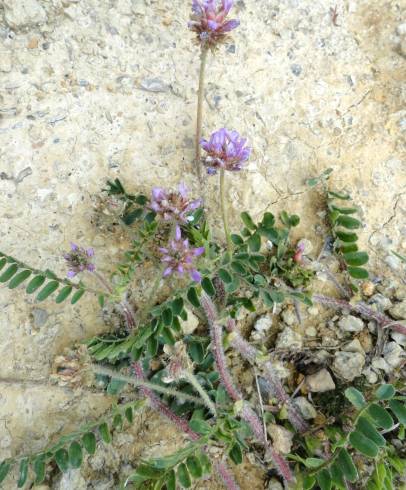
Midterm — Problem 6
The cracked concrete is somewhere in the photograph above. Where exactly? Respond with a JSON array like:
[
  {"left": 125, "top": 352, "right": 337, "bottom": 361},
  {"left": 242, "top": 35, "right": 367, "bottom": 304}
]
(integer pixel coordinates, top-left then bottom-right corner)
[{"left": 0, "top": 0, "right": 405, "bottom": 488}]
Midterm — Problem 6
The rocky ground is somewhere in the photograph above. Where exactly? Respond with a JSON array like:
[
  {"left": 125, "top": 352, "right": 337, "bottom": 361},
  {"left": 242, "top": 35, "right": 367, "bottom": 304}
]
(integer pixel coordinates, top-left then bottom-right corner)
[{"left": 0, "top": 0, "right": 405, "bottom": 488}]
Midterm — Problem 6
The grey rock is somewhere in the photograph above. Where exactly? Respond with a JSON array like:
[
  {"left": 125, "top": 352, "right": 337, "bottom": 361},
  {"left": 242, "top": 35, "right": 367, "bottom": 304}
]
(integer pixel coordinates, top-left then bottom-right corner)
[
  {"left": 267, "top": 479, "right": 283, "bottom": 490},
  {"left": 293, "top": 396, "right": 317, "bottom": 419},
  {"left": 276, "top": 326, "right": 302, "bottom": 349},
  {"left": 140, "top": 78, "right": 169, "bottom": 93},
  {"left": 391, "top": 331, "right": 406, "bottom": 347},
  {"left": 342, "top": 339, "right": 365, "bottom": 354},
  {"left": 369, "top": 293, "right": 392, "bottom": 311},
  {"left": 389, "top": 300, "right": 406, "bottom": 320},
  {"left": 254, "top": 314, "right": 273, "bottom": 333},
  {"left": 372, "top": 356, "right": 392, "bottom": 373},
  {"left": 338, "top": 315, "right": 364, "bottom": 332},
  {"left": 383, "top": 341, "right": 405, "bottom": 368},
  {"left": 333, "top": 351, "right": 365, "bottom": 381},
  {"left": 180, "top": 308, "right": 199, "bottom": 335},
  {"left": 281, "top": 308, "right": 297, "bottom": 326},
  {"left": 3, "top": 0, "right": 47, "bottom": 30},
  {"left": 305, "top": 369, "right": 335, "bottom": 392},
  {"left": 55, "top": 469, "right": 87, "bottom": 490},
  {"left": 291, "top": 63, "right": 302, "bottom": 76},
  {"left": 267, "top": 424, "right": 293, "bottom": 453},
  {"left": 31, "top": 308, "right": 48, "bottom": 328},
  {"left": 363, "top": 367, "right": 378, "bottom": 384}
]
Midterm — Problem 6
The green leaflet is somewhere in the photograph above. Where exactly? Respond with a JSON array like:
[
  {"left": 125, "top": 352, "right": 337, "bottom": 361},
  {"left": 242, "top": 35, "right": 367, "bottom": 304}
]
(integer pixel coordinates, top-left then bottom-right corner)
[
  {"left": 344, "top": 387, "right": 366, "bottom": 409},
  {"left": 374, "top": 384, "right": 395, "bottom": 400},
  {"left": 8, "top": 269, "right": 31, "bottom": 289},
  {"left": 388, "top": 400, "right": 406, "bottom": 425},
  {"left": 68, "top": 441, "right": 83, "bottom": 468},
  {"left": 17, "top": 458, "right": 28, "bottom": 488},
  {"left": 356, "top": 417, "right": 386, "bottom": 447},
  {"left": 177, "top": 463, "right": 192, "bottom": 488},
  {"left": 349, "top": 430, "right": 379, "bottom": 458},
  {"left": 336, "top": 448, "right": 358, "bottom": 482},
  {"left": 367, "top": 404, "right": 394, "bottom": 430}
]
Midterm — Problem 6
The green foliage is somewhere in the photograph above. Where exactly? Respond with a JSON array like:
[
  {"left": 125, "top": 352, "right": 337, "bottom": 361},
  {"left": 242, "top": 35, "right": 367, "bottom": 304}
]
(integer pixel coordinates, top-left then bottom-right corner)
[
  {"left": 292, "top": 384, "right": 406, "bottom": 490},
  {"left": 0, "top": 400, "right": 144, "bottom": 487},
  {"left": 0, "top": 252, "right": 89, "bottom": 304},
  {"left": 327, "top": 189, "right": 369, "bottom": 287},
  {"left": 105, "top": 178, "right": 149, "bottom": 226}
]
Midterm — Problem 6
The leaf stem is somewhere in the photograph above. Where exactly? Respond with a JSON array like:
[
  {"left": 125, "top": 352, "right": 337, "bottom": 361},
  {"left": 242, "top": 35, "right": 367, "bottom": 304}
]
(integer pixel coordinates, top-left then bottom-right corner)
[
  {"left": 220, "top": 169, "right": 232, "bottom": 252},
  {"left": 181, "top": 370, "right": 217, "bottom": 416}
]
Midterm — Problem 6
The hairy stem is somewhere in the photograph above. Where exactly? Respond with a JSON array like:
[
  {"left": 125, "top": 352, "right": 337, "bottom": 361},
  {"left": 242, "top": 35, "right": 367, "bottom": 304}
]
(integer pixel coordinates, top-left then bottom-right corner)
[
  {"left": 182, "top": 370, "right": 217, "bottom": 416},
  {"left": 195, "top": 47, "right": 209, "bottom": 181},
  {"left": 133, "top": 362, "right": 240, "bottom": 490},
  {"left": 92, "top": 365, "right": 205, "bottom": 406},
  {"left": 220, "top": 169, "right": 232, "bottom": 252},
  {"left": 201, "top": 294, "right": 293, "bottom": 482},
  {"left": 313, "top": 294, "right": 406, "bottom": 335},
  {"left": 225, "top": 318, "right": 308, "bottom": 433},
  {"left": 93, "top": 271, "right": 113, "bottom": 294}
]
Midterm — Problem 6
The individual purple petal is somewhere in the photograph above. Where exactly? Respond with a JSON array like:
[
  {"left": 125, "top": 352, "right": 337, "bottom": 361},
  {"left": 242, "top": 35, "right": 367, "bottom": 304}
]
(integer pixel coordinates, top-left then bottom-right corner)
[
  {"left": 175, "top": 225, "right": 182, "bottom": 241},
  {"left": 70, "top": 243, "right": 79, "bottom": 251},
  {"left": 190, "top": 270, "right": 202, "bottom": 282},
  {"left": 193, "top": 247, "right": 205, "bottom": 256},
  {"left": 67, "top": 270, "right": 76, "bottom": 278},
  {"left": 86, "top": 248, "right": 94, "bottom": 257},
  {"left": 163, "top": 267, "right": 173, "bottom": 277},
  {"left": 178, "top": 182, "right": 188, "bottom": 198}
]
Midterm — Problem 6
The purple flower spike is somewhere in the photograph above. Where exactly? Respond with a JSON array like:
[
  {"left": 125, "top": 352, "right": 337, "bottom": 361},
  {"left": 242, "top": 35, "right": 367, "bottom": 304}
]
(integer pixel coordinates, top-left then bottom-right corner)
[
  {"left": 150, "top": 183, "right": 202, "bottom": 224},
  {"left": 159, "top": 226, "right": 204, "bottom": 282},
  {"left": 189, "top": 0, "right": 240, "bottom": 48},
  {"left": 200, "top": 128, "right": 251, "bottom": 174},
  {"left": 64, "top": 243, "right": 96, "bottom": 278}
]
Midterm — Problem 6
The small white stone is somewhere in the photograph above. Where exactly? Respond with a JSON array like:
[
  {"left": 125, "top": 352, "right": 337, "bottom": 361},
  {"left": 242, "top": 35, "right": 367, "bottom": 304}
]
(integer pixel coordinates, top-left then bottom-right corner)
[
  {"left": 293, "top": 397, "right": 317, "bottom": 419},
  {"left": 383, "top": 342, "right": 405, "bottom": 368},
  {"left": 338, "top": 315, "right": 364, "bottom": 332},
  {"left": 333, "top": 352, "right": 365, "bottom": 381},
  {"left": 363, "top": 367, "right": 378, "bottom": 384},
  {"left": 281, "top": 308, "right": 297, "bottom": 326},
  {"left": 3, "top": 0, "right": 47, "bottom": 30},
  {"left": 180, "top": 308, "right": 199, "bottom": 335},
  {"left": 305, "top": 369, "right": 336, "bottom": 392},
  {"left": 308, "top": 307, "right": 319, "bottom": 316},
  {"left": 391, "top": 331, "right": 406, "bottom": 347},
  {"left": 342, "top": 339, "right": 365, "bottom": 355},
  {"left": 254, "top": 315, "right": 273, "bottom": 333},
  {"left": 389, "top": 301, "right": 406, "bottom": 320},
  {"left": 267, "top": 424, "right": 293, "bottom": 454},
  {"left": 276, "top": 326, "right": 303, "bottom": 349},
  {"left": 267, "top": 478, "right": 283, "bottom": 490},
  {"left": 305, "top": 326, "right": 317, "bottom": 337},
  {"left": 371, "top": 357, "right": 391, "bottom": 373}
]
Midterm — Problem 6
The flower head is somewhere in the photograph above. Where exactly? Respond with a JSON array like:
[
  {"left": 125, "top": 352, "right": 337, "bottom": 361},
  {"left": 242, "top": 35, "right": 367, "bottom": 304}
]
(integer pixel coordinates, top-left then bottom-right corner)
[
  {"left": 188, "top": 0, "right": 240, "bottom": 47},
  {"left": 64, "top": 243, "right": 95, "bottom": 278},
  {"left": 200, "top": 128, "right": 251, "bottom": 174},
  {"left": 159, "top": 226, "right": 204, "bottom": 282},
  {"left": 150, "top": 183, "right": 202, "bottom": 223}
]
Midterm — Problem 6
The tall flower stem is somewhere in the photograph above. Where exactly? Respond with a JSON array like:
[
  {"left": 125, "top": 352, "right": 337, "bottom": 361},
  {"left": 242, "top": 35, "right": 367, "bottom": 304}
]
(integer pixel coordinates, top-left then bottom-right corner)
[
  {"left": 220, "top": 169, "right": 232, "bottom": 252},
  {"left": 195, "top": 47, "right": 209, "bottom": 181}
]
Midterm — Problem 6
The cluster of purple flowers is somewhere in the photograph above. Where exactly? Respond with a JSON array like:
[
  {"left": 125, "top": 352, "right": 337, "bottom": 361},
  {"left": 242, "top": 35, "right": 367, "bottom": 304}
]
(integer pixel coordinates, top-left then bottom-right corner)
[
  {"left": 200, "top": 128, "right": 251, "bottom": 174},
  {"left": 149, "top": 183, "right": 201, "bottom": 223},
  {"left": 64, "top": 243, "right": 95, "bottom": 278},
  {"left": 188, "top": 0, "right": 239, "bottom": 47},
  {"left": 159, "top": 226, "right": 204, "bottom": 282}
]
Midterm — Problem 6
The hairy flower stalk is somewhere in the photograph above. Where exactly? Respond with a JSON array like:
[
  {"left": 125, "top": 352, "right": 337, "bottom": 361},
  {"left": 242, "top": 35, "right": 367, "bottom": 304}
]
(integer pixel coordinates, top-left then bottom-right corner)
[
  {"left": 195, "top": 48, "right": 208, "bottom": 181},
  {"left": 133, "top": 362, "right": 240, "bottom": 490},
  {"left": 64, "top": 243, "right": 95, "bottom": 278},
  {"left": 220, "top": 169, "right": 232, "bottom": 251},
  {"left": 150, "top": 183, "right": 202, "bottom": 223},
  {"left": 159, "top": 225, "right": 204, "bottom": 282},
  {"left": 225, "top": 318, "right": 308, "bottom": 433},
  {"left": 201, "top": 294, "right": 293, "bottom": 482},
  {"left": 313, "top": 294, "right": 406, "bottom": 335}
]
